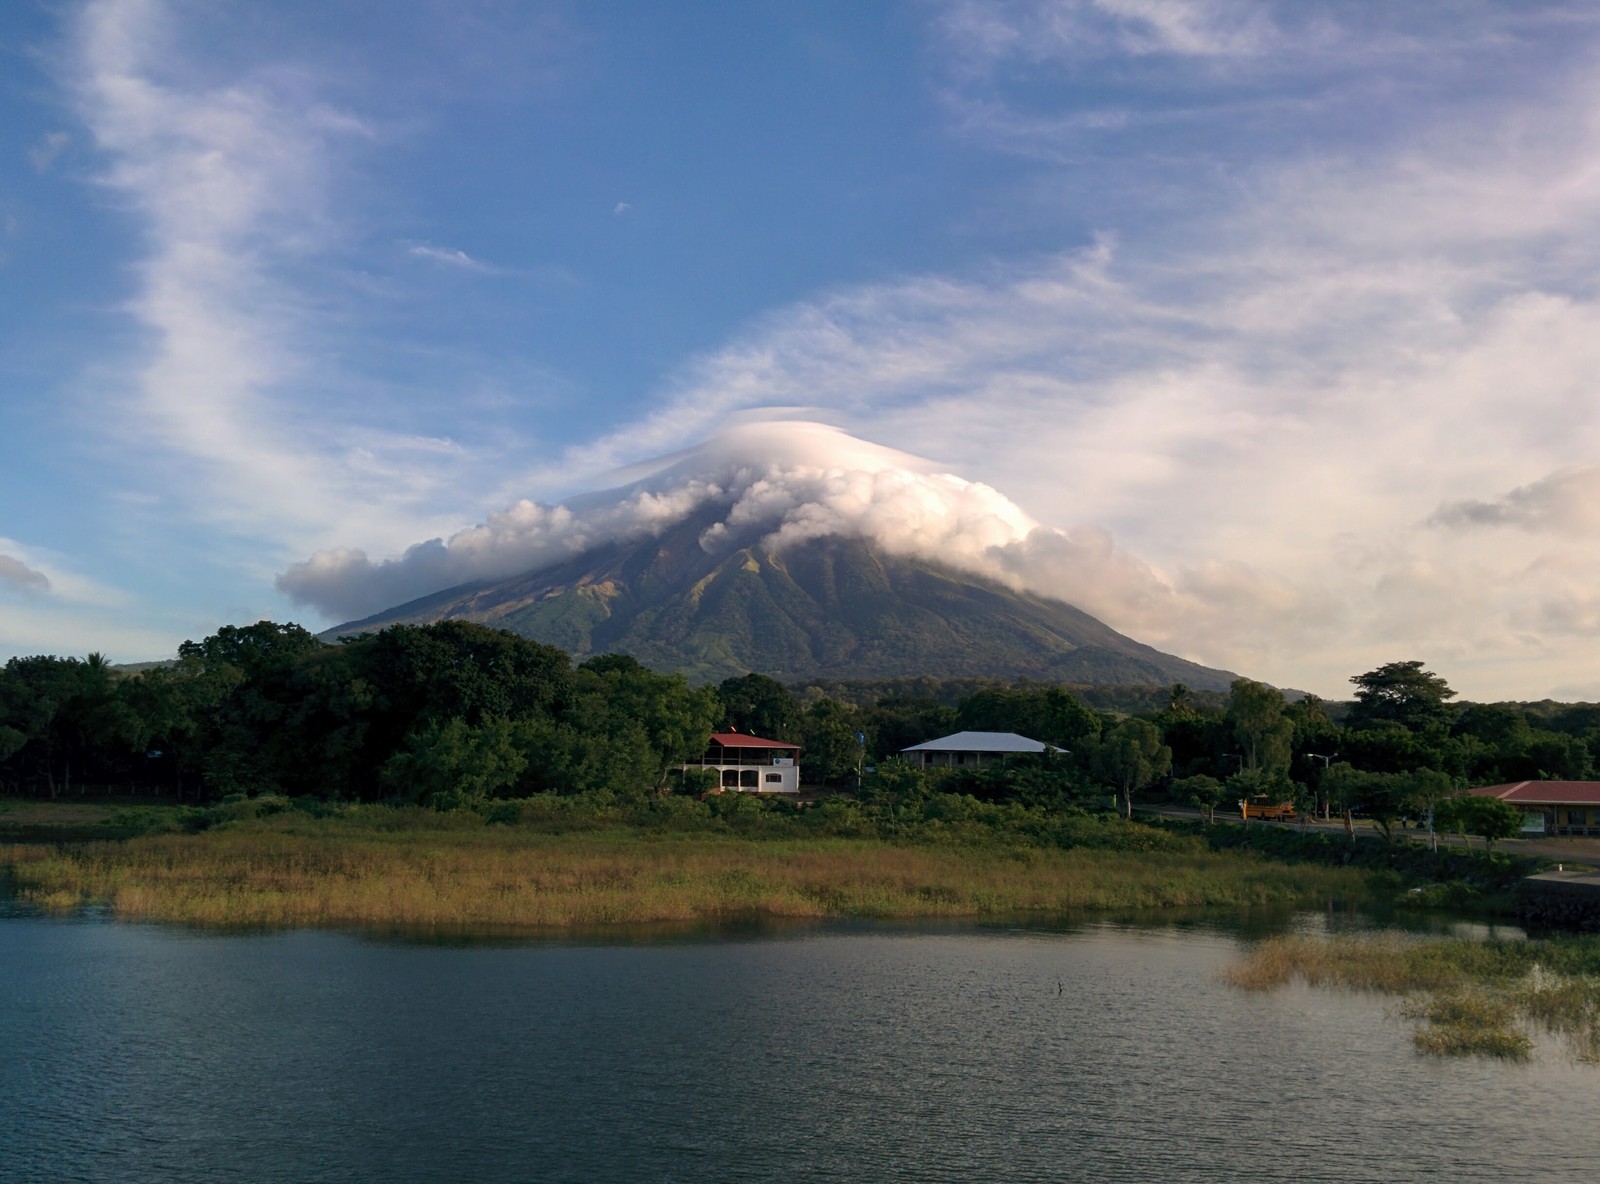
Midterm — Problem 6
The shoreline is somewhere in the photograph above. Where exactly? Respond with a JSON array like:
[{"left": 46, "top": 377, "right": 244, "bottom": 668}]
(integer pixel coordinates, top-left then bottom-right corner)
[{"left": 1, "top": 814, "right": 1386, "bottom": 932}]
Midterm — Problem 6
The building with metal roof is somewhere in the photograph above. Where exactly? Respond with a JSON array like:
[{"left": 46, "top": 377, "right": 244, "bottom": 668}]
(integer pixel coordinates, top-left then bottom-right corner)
[{"left": 900, "top": 731, "right": 1064, "bottom": 770}]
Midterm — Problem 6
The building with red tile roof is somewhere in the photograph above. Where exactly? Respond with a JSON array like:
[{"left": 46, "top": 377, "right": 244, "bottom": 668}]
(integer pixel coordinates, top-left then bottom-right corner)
[
  {"left": 683, "top": 729, "right": 801, "bottom": 794},
  {"left": 1470, "top": 782, "right": 1600, "bottom": 836}
]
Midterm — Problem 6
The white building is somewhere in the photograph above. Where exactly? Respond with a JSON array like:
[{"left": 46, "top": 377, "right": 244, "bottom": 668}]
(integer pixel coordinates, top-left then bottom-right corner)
[
  {"left": 684, "top": 731, "right": 802, "bottom": 793},
  {"left": 900, "top": 730, "right": 1064, "bottom": 770}
]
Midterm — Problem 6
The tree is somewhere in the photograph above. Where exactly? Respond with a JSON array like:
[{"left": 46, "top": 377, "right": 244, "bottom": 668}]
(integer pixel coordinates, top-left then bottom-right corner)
[
  {"left": 1225, "top": 678, "right": 1293, "bottom": 776},
  {"left": 863, "top": 697, "right": 958, "bottom": 760},
  {"left": 676, "top": 766, "right": 721, "bottom": 796},
  {"left": 0, "top": 655, "right": 131, "bottom": 797},
  {"left": 716, "top": 673, "right": 800, "bottom": 741},
  {"left": 513, "top": 715, "right": 657, "bottom": 797},
  {"left": 178, "top": 621, "right": 322, "bottom": 677},
  {"left": 359, "top": 621, "right": 572, "bottom": 732},
  {"left": 1352, "top": 771, "right": 1411, "bottom": 845},
  {"left": 1475, "top": 797, "right": 1525, "bottom": 850},
  {"left": 1437, "top": 795, "right": 1524, "bottom": 851},
  {"left": 1173, "top": 773, "right": 1225, "bottom": 823},
  {"left": 1451, "top": 703, "right": 1530, "bottom": 748},
  {"left": 574, "top": 656, "right": 720, "bottom": 792},
  {"left": 380, "top": 716, "right": 527, "bottom": 809},
  {"left": 1337, "top": 723, "right": 1441, "bottom": 775},
  {"left": 1347, "top": 661, "right": 1457, "bottom": 734},
  {"left": 799, "top": 698, "right": 865, "bottom": 786},
  {"left": 1092, "top": 718, "right": 1171, "bottom": 818},
  {"left": 955, "top": 686, "right": 1101, "bottom": 749},
  {"left": 1322, "top": 762, "right": 1415, "bottom": 844},
  {"left": 859, "top": 757, "right": 933, "bottom": 808},
  {"left": 1166, "top": 683, "right": 1195, "bottom": 717},
  {"left": 1398, "top": 767, "right": 1456, "bottom": 852},
  {"left": 947, "top": 751, "right": 1089, "bottom": 809}
]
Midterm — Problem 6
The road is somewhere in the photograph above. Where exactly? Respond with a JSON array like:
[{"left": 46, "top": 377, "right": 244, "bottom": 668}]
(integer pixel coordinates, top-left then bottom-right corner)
[{"left": 1141, "top": 804, "right": 1600, "bottom": 869}]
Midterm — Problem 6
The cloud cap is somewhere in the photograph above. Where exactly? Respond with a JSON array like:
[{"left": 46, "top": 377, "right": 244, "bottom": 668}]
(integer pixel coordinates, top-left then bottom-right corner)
[{"left": 277, "top": 421, "right": 1042, "bottom": 622}]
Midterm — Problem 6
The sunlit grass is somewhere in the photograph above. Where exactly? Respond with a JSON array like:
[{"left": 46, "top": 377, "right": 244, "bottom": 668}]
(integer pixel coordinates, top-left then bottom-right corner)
[
  {"left": 1402, "top": 993, "right": 1533, "bottom": 1060},
  {"left": 1, "top": 816, "right": 1376, "bottom": 931},
  {"left": 1226, "top": 933, "right": 1600, "bottom": 1062}
]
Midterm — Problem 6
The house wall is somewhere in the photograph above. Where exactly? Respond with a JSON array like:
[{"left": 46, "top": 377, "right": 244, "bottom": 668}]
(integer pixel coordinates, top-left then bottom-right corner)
[
  {"left": 683, "top": 754, "right": 800, "bottom": 793},
  {"left": 911, "top": 751, "right": 1002, "bottom": 769},
  {"left": 709, "top": 758, "right": 798, "bottom": 793},
  {"left": 1510, "top": 804, "right": 1600, "bottom": 836},
  {"left": 1555, "top": 806, "right": 1599, "bottom": 836}
]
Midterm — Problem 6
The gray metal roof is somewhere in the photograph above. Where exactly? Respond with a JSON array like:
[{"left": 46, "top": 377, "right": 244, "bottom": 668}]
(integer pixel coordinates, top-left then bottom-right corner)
[{"left": 901, "top": 731, "right": 1059, "bottom": 754}]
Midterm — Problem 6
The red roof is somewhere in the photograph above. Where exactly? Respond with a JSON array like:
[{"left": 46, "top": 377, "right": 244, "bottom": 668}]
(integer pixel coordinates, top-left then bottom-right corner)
[
  {"left": 708, "top": 732, "right": 797, "bottom": 750},
  {"left": 1470, "top": 781, "right": 1600, "bottom": 805}
]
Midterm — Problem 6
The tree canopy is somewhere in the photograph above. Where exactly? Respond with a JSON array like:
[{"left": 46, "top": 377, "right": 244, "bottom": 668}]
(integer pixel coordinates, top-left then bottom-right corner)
[
  {"left": 1347, "top": 661, "right": 1457, "bottom": 733},
  {"left": 2, "top": 637, "right": 1597, "bottom": 841}
]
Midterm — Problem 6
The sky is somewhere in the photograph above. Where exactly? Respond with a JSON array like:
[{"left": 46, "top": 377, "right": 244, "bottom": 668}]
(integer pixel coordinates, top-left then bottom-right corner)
[{"left": 5, "top": 0, "right": 1600, "bottom": 701}]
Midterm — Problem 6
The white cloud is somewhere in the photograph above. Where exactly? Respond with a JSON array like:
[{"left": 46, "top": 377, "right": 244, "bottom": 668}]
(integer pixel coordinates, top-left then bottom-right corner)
[
  {"left": 467, "top": 28, "right": 1600, "bottom": 699},
  {"left": 28, "top": 131, "right": 71, "bottom": 172},
  {"left": 45, "top": 0, "right": 1600, "bottom": 699},
  {"left": 279, "top": 416, "right": 1359, "bottom": 688},
  {"left": 278, "top": 422, "right": 1043, "bottom": 621},
  {"left": 65, "top": 0, "right": 493, "bottom": 566},
  {"left": 938, "top": 0, "right": 1289, "bottom": 73},
  {"left": 407, "top": 242, "right": 496, "bottom": 272}
]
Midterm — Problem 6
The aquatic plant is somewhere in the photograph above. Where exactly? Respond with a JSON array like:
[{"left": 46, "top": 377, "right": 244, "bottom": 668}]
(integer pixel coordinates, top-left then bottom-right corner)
[{"left": 1226, "top": 933, "right": 1600, "bottom": 1063}]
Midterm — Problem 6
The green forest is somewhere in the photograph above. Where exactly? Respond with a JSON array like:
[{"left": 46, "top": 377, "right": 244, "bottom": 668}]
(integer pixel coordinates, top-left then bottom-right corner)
[{"left": 1, "top": 621, "right": 1595, "bottom": 837}]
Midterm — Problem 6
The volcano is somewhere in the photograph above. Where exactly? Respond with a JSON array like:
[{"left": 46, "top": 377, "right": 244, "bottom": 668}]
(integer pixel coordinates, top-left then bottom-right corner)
[{"left": 325, "top": 508, "right": 1236, "bottom": 688}]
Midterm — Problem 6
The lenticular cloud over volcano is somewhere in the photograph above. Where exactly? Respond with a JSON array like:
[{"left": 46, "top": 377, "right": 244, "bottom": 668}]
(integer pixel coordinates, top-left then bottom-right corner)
[{"left": 275, "top": 422, "right": 1046, "bottom": 622}]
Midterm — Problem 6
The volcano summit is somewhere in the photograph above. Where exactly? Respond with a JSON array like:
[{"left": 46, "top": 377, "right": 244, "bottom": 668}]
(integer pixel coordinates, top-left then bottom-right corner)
[{"left": 284, "top": 422, "right": 1235, "bottom": 688}]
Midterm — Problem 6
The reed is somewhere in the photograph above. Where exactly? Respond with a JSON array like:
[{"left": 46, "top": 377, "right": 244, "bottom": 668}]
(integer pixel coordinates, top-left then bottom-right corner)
[
  {"left": 1402, "top": 992, "right": 1533, "bottom": 1060},
  {"left": 1226, "top": 933, "right": 1600, "bottom": 1062},
  {"left": 1, "top": 817, "right": 1375, "bottom": 931}
]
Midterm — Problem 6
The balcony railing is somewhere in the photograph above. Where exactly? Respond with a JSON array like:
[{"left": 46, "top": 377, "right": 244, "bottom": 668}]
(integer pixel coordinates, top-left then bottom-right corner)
[{"left": 685, "top": 752, "right": 796, "bottom": 768}]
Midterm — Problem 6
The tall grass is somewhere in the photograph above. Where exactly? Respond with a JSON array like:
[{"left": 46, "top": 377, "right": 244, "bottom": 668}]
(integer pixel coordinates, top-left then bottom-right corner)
[
  {"left": 1, "top": 813, "right": 1377, "bottom": 931},
  {"left": 1227, "top": 933, "right": 1600, "bottom": 1062}
]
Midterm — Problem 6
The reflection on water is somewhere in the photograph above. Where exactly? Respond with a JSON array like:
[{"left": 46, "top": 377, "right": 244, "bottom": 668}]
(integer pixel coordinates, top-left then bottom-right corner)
[{"left": 0, "top": 907, "right": 1590, "bottom": 1183}]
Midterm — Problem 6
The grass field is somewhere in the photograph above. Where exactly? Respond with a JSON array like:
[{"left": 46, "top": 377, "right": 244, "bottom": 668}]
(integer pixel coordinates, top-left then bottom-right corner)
[
  {"left": 0, "top": 808, "right": 1381, "bottom": 930},
  {"left": 1227, "top": 933, "right": 1600, "bottom": 1061}
]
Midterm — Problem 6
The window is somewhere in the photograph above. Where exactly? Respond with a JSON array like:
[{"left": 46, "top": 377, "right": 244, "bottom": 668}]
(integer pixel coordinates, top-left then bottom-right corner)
[
  {"left": 740, "top": 769, "right": 758, "bottom": 788},
  {"left": 764, "top": 772, "right": 783, "bottom": 784},
  {"left": 1569, "top": 809, "right": 1587, "bottom": 826}
]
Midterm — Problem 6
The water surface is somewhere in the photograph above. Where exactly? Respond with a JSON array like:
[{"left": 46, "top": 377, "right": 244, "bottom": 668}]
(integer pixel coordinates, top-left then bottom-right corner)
[{"left": 1, "top": 909, "right": 1592, "bottom": 1183}]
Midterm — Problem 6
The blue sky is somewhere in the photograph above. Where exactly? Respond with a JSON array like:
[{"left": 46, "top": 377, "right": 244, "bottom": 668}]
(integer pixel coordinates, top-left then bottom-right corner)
[{"left": 6, "top": 0, "right": 1600, "bottom": 700}]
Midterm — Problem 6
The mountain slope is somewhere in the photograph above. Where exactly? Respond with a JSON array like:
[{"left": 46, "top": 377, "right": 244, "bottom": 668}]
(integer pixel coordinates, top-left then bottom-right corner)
[{"left": 326, "top": 514, "right": 1236, "bottom": 688}]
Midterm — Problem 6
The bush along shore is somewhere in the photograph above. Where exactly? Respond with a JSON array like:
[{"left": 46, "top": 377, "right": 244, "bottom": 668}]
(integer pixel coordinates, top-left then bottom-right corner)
[
  {"left": 1227, "top": 932, "right": 1600, "bottom": 1062},
  {"left": 1162, "top": 817, "right": 1543, "bottom": 914}
]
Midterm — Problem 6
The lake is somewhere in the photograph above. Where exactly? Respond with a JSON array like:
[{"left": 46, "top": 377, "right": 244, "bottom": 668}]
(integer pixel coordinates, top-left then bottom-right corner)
[{"left": 1, "top": 905, "right": 1594, "bottom": 1183}]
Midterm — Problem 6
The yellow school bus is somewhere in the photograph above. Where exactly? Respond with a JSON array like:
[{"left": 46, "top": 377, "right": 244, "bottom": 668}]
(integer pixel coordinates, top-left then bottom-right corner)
[{"left": 1240, "top": 795, "right": 1296, "bottom": 822}]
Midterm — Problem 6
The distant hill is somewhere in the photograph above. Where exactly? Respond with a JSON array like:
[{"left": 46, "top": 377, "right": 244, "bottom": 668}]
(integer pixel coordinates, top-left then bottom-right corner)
[{"left": 326, "top": 511, "right": 1238, "bottom": 689}]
